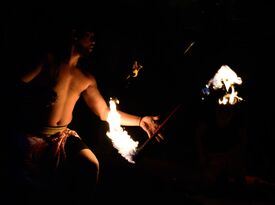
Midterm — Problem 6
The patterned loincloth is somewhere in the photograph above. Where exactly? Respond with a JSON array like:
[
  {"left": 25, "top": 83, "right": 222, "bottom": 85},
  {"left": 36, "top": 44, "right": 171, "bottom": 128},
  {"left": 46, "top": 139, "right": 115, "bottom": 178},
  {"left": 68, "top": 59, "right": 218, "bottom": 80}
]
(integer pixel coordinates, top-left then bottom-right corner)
[
  {"left": 11, "top": 125, "right": 81, "bottom": 190},
  {"left": 26, "top": 126, "right": 80, "bottom": 169}
]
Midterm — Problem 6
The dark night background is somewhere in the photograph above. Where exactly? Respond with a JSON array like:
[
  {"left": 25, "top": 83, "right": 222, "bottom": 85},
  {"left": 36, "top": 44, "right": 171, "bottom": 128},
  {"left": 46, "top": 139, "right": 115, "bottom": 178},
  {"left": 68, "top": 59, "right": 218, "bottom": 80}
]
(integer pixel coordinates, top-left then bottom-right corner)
[{"left": 2, "top": 0, "right": 275, "bottom": 204}]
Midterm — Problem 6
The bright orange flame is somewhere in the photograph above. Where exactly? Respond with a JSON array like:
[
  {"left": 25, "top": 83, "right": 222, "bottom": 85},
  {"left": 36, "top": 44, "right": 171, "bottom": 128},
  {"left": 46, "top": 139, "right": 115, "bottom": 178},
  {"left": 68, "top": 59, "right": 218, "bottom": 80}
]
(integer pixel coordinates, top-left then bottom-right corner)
[
  {"left": 208, "top": 65, "right": 243, "bottom": 105},
  {"left": 219, "top": 85, "right": 243, "bottom": 105},
  {"left": 126, "top": 61, "right": 143, "bottom": 79},
  {"left": 106, "top": 98, "right": 139, "bottom": 163}
]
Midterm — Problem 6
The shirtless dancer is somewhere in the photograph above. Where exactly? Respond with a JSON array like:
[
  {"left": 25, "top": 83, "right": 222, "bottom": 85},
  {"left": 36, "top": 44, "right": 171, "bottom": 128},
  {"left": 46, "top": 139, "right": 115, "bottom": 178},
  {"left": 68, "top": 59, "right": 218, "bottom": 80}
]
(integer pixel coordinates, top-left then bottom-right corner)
[{"left": 9, "top": 29, "right": 163, "bottom": 204}]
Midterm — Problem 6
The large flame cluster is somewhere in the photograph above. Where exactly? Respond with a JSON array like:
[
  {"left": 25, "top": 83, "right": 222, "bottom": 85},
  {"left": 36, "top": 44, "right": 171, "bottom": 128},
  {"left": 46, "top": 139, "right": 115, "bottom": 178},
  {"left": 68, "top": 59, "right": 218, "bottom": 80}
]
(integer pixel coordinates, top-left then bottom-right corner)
[
  {"left": 106, "top": 98, "right": 139, "bottom": 163},
  {"left": 205, "top": 65, "right": 243, "bottom": 105}
]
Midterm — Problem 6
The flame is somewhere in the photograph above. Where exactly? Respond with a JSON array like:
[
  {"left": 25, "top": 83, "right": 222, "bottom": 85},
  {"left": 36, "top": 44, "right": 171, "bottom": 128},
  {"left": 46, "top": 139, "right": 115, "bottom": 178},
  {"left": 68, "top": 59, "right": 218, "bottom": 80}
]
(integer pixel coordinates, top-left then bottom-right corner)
[
  {"left": 126, "top": 61, "right": 143, "bottom": 79},
  {"left": 106, "top": 98, "right": 139, "bottom": 163},
  {"left": 207, "top": 65, "right": 243, "bottom": 105}
]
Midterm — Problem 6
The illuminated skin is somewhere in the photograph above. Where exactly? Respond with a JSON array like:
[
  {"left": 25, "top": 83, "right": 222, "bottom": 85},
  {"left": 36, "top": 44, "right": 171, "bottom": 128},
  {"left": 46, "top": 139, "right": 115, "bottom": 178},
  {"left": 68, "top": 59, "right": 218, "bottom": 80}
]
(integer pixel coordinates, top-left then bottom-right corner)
[
  {"left": 17, "top": 30, "right": 165, "bottom": 202},
  {"left": 21, "top": 31, "right": 163, "bottom": 140},
  {"left": 20, "top": 30, "right": 164, "bottom": 188}
]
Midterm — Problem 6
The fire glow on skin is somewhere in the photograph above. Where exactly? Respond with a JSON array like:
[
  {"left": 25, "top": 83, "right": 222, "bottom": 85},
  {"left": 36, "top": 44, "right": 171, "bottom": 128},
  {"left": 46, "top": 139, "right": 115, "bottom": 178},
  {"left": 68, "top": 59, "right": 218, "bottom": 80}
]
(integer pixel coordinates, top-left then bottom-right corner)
[{"left": 106, "top": 62, "right": 244, "bottom": 163}]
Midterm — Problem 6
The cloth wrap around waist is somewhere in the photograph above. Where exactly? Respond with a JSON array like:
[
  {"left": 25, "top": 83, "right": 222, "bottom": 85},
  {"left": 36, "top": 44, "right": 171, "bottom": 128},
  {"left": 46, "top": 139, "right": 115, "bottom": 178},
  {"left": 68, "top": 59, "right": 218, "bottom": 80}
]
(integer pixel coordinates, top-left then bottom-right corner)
[{"left": 26, "top": 125, "right": 80, "bottom": 168}]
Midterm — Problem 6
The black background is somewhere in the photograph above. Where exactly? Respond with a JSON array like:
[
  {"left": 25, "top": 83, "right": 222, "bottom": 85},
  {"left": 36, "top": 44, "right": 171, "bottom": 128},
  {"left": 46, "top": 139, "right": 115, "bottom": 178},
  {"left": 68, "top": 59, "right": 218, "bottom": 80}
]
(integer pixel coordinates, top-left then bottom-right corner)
[{"left": 2, "top": 0, "right": 275, "bottom": 203}]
